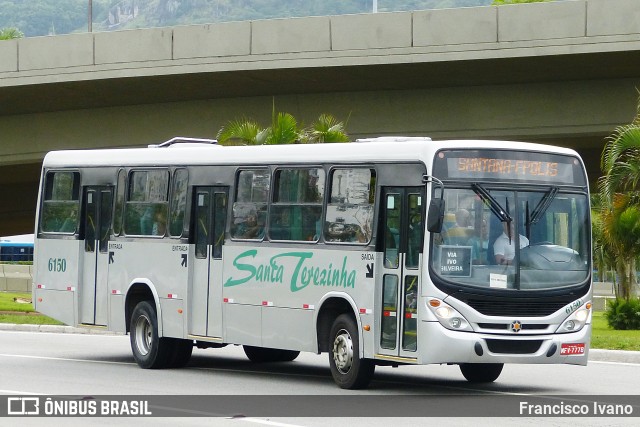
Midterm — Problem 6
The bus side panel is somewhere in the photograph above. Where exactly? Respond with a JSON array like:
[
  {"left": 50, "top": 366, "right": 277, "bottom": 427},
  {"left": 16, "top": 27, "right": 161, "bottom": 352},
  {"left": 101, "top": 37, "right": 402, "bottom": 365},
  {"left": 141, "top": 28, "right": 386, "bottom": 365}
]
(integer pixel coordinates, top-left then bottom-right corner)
[
  {"left": 108, "top": 294, "right": 126, "bottom": 333},
  {"left": 33, "top": 238, "right": 82, "bottom": 326},
  {"left": 33, "top": 289, "right": 76, "bottom": 326},
  {"left": 107, "top": 241, "right": 188, "bottom": 336},
  {"left": 160, "top": 297, "right": 186, "bottom": 338},
  {"left": 222, "top": 245, "right": 375, "bottom": 352},
  {"left": 262, "top": 307, "right": 315, "bottom": 352},
  {"left": 223, "top": 303, "right": 261, "bottom": 346}
]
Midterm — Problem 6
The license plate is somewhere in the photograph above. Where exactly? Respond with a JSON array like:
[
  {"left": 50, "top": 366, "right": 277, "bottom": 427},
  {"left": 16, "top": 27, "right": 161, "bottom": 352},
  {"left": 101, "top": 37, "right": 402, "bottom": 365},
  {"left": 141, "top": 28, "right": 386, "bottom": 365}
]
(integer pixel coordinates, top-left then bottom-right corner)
[{"left": 560, "top": 343, "right": 585, "bottom": 355}]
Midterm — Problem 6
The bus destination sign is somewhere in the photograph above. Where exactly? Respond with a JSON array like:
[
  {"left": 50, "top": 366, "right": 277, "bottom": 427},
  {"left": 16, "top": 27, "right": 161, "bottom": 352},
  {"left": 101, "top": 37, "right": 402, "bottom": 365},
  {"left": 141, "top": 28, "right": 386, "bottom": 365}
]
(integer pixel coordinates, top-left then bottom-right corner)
[{"left": 436, "top": 151, "right": 578, "bottom": 184}]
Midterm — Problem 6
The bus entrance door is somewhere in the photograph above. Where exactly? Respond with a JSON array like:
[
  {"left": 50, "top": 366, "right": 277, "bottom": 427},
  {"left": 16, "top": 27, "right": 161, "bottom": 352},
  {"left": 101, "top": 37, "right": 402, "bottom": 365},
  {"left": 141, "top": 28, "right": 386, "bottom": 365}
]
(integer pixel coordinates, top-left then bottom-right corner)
[
  {"left": 190, "top": 186, "right": 229, "bottom": 338},
  {"left": 79, "top": 186, "right": 113, "bottom": 326},
  {"left": 378, "top": 187, "right": 424, "bottom": 358}
]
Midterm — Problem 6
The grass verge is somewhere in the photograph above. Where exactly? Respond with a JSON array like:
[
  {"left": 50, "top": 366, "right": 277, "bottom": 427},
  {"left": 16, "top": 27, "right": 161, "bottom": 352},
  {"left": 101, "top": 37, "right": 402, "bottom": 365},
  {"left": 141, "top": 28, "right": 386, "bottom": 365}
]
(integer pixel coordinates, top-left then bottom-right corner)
[
  {"left": 0, "top": 313, "right": 64, "bottom": 325},
  {"left": 0, "top": 291, "right": 64, "bottom": 325},
  {"left": 591, "top": 311, "right": 640, "bottom": 351},
  {"left": 0, "top": 291, "right": 37, "bottom": 312}
]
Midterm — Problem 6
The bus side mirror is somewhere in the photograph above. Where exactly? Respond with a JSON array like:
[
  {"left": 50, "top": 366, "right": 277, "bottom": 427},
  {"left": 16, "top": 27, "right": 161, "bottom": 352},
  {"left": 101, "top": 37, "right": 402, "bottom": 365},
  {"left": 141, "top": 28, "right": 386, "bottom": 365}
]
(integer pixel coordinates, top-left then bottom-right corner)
[{"left": 427, "top": 199, "right": 445, "bottom": 233}]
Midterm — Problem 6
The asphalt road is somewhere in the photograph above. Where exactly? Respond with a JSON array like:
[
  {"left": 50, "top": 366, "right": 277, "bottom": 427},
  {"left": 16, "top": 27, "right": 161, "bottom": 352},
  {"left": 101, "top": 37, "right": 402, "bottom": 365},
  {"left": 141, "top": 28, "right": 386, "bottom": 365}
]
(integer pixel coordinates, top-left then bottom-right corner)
[{"left": 0, "top": 330, "right": 638, "bottom": 427}]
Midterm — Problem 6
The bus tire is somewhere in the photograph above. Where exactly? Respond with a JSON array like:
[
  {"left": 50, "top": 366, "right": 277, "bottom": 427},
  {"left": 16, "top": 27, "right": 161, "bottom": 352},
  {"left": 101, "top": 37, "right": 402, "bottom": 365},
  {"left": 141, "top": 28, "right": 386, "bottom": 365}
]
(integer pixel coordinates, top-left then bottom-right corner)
[
  {"left": 168, "top": 339, "right": 193, "bottom": 368},
  {"left": 130, "top": 300, "right": 172, "bottom": 369},
  {"left": 328, "top": 314, "right": 375, "bottom": 389},
  {"left": 459, "top": 363, "right": 503, "bottom": 383},
  {"left": 243, "top": 346, "right": 300, "bottom": 363}
]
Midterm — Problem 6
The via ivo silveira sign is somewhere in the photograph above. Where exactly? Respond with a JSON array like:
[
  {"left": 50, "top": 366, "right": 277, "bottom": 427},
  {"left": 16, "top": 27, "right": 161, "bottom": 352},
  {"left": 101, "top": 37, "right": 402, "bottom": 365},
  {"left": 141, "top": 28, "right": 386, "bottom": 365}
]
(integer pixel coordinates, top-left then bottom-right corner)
[{"left": 223, "top": 249, "right": 359, "bottom": 291}]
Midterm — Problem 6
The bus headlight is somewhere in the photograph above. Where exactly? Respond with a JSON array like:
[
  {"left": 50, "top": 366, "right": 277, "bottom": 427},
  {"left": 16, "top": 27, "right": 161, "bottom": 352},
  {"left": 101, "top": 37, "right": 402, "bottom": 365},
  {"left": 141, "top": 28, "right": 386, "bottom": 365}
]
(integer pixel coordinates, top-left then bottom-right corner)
[
  {"left": 556, "top": 304, "right": 591, "bottom": 334},
  {"left": 428, "top": 299, "right": 473, "bottom": 332}
]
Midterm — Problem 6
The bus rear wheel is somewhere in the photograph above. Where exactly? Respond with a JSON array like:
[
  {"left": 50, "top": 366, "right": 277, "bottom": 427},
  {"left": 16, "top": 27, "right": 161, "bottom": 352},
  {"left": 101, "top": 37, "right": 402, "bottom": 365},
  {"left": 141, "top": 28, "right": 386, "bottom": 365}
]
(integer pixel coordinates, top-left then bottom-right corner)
[
  {"left": 130, "top": 300, "right": 172, "bottom": 369},
  {"left": 243, "top": 346, "right": 300, "bottom": 363},
  {"left": 459, "top": 363, "right": 504, "bottom": 383},
  {"left": 328, "top": 314, "right": 375, "bottom": 389}
]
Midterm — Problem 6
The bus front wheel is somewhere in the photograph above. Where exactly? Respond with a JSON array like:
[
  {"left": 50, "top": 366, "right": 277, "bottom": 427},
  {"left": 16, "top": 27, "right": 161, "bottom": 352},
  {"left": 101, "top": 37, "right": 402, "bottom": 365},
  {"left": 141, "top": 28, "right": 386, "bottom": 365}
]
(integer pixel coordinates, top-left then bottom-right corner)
[
  {"left": 328, "top": 314, "right": 375, "bottom": 389},
  {"left": 459, "top": 363, "right": 504, "bottom": 383},
  {"left": 130, "top": 300, "right": 172, "bottom": 369}
]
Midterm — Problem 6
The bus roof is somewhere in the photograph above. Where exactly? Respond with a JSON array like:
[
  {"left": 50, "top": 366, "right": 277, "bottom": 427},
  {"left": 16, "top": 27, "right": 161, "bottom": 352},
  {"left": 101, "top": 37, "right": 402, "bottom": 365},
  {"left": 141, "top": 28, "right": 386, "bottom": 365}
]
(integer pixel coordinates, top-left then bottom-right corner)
[{"left": 42, "top": 138, "right": 582, "bottom": 169}]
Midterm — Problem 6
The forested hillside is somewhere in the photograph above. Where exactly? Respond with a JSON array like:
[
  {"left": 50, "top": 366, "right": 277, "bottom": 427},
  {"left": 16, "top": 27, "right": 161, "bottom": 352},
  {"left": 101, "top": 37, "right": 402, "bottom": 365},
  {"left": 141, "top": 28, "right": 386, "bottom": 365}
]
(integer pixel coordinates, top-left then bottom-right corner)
[{"left": 1, "top": 0, "right": 496, "bottom": 37}]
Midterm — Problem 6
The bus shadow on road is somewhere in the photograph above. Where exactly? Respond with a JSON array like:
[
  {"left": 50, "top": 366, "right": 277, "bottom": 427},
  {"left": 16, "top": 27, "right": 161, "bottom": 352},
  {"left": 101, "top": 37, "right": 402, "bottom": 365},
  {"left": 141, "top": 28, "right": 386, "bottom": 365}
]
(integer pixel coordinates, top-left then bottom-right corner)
[{"left": 183, "top": 352, "right": 563, "bottom": 394}]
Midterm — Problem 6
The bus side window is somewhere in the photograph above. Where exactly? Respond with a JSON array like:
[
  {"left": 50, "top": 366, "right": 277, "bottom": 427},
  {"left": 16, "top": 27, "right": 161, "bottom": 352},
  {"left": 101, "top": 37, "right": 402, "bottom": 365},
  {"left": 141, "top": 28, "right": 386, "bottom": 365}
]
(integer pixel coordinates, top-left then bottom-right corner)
[
  {"left": 124, "top": 169, "right": 169, "bottom": 237},
  {"left": 169, "top": 169, "right": 188, "bottom": 237},
  {"left": 231, "top": 169, "right": 269, "bottom": 240},
  {"left": 40, "top": 171, "right": 80, "bottom": 234},
  {"left": 269, "top": 168, "right": 324, "bottom": 242},
  {"left": 113, "top": 169, "right": 125, "bottom": 236},
  {"left": 324, "top": 168, "right": 375, "bottom": 244}
]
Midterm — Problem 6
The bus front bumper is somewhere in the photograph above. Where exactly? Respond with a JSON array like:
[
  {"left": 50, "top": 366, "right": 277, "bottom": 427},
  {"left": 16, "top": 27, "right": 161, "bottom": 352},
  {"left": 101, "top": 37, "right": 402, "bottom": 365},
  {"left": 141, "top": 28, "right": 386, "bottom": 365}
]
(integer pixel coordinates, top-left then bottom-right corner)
[{"left": 419, "top": 320, "right": 591, "bottom": 366}]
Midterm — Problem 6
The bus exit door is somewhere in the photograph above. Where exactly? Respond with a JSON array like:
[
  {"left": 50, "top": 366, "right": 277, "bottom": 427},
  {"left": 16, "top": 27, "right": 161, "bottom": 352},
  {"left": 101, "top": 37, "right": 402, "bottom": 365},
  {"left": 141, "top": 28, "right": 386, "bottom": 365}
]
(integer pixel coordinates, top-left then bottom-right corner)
[
  {"left": 79, "top": 186, "right": 113, "bottom": 326},
  {"left": 190, "top": 186, "right": 228, "bottom": 338},
  {"left": 378, "top": 187, "right": 424, "bottom": 358}
]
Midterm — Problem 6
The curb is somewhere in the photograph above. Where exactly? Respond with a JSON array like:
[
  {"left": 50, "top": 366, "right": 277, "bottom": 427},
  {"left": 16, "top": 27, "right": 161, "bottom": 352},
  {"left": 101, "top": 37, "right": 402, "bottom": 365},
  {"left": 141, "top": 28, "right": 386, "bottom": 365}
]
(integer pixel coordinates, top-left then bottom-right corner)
[
  {"left": 588, "top": 349, "right": 640, "bottom": 364},
  {"left": 2, "top": 323, "right": 639, "bottom": 364}
]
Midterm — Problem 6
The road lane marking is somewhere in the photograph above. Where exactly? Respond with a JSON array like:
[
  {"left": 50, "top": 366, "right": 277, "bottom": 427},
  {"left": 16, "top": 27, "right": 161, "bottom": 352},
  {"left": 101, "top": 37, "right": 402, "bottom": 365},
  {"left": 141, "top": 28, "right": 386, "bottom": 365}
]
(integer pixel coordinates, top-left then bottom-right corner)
[
  {"left": 589, "top": 360, "right": 640, "bottom": 367},
  {"left": 235, "top": 418, "right": 306, "bottom": 427},
  {"left": 0, "top": 353, "right": 135, "bottom": 366},
  {"left": 0, "top": 389, "right": 42, "bottom": 395}
]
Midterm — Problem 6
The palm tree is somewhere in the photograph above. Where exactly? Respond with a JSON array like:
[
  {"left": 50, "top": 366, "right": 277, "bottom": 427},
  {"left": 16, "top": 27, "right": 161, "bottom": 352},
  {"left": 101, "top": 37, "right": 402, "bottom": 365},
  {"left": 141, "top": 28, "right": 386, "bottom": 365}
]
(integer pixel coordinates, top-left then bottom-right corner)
[
  {"left": 300, "top": 114, "right": 350, "bottom": 144},
  {"left": 0, "top": 27, "right": 24, "bottom": 40},
  {"left": 591, "top": 195, "right": 616, "bottom": 285},
  {"left": 598, "top": 96, "right": 640, "bottom": 300},
  {"left": 217, "top": 108, "right": 349, "bottom": 146}
]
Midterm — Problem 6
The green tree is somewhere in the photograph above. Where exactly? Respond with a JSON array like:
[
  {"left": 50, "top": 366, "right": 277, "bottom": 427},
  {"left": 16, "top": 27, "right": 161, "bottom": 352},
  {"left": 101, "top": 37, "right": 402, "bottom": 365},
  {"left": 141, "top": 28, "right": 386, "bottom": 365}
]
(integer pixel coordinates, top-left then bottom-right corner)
[
  {"left": 0, "top": 27, "right": 24, "bottom": 40},
  {"left": 598, "top": 95, "right": 640, "bottom": 300}
]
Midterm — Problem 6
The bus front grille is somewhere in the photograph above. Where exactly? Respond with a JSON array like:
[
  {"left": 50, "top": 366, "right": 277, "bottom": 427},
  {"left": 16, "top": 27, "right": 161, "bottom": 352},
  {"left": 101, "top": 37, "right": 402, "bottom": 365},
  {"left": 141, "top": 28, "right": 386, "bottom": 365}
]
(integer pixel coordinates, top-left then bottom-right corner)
[
  {"left": 485, "top": 339, "right": 543, "bottom": 354},
  {"left": 458, "top": 297, "right": 571, "bottom": 317}
]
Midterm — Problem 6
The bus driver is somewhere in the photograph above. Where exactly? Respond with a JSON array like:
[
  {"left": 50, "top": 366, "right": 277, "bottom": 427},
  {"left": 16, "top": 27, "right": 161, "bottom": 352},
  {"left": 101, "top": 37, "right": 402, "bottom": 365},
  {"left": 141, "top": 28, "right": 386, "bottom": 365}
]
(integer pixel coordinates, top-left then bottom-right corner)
[{"left": 493, "top": 221, "right": 529, "bottom": 265}]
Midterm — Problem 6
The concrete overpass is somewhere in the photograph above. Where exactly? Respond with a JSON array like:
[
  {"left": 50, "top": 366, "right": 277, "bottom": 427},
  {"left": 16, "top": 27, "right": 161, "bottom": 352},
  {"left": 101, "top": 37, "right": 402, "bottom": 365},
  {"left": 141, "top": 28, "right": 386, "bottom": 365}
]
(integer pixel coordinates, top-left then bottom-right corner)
[{"left": 1, "top": 0, "right": 640, "bottom": 235}]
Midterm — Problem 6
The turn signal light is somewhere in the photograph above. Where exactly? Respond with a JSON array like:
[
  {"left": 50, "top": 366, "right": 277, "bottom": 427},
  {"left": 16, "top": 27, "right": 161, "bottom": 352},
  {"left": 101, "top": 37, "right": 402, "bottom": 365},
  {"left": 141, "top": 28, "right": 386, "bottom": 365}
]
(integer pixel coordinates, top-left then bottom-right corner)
[{"left": 429, "top": 299, "right": 441, "bottom": 307}]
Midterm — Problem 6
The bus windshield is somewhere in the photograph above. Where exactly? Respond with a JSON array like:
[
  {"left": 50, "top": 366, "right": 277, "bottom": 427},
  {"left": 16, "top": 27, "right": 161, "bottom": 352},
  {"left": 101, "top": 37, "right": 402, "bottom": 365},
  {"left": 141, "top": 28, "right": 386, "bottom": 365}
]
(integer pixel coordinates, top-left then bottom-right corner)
[{"left": 430, "top": 186, "right": 590, "bottom": 291}]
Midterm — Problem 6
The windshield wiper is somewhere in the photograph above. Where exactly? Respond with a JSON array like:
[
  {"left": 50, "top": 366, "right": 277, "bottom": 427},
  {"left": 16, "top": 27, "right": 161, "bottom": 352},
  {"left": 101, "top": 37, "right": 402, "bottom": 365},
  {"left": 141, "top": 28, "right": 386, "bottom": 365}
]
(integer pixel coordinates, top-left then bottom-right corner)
[
  {"left": 528, "top": 186, "right": 559, "bottom": 226},
  {"left": 471, "top": 183, "right": 513, "bottom": 238}
]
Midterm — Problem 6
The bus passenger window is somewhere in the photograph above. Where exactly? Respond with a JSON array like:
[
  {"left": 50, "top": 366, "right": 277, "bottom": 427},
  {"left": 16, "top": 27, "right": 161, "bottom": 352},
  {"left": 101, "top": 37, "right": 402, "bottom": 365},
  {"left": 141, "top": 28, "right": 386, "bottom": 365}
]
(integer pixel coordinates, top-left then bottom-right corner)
[
  {"left": 269, "top": 168, "right": 324, "bottom": 241},
  {"left": 231, "top": 169, "right": 269, "bottom": 240},
  {"left": 169, "top": 169, "right": 188, "bottom": 237},
  {"left": 233, "top": 207, "right": 265, "bottom": 239},
  {"left": 113, "top": 169, "right": 125, "bottom": 236},
  {"left": 124, "top": 169, "right": 169, "bottom": 236},
  {"left": 40, "top": 171, "right": 80, "bottom": 234},
  {"left": 325, "top": 168, "right": 375, "bottom": 244}
]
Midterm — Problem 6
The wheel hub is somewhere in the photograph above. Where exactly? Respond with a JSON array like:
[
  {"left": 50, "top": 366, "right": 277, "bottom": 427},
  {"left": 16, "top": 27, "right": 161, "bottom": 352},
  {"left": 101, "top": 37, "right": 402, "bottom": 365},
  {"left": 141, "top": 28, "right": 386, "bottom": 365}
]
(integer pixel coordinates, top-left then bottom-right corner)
[
  {"left": 135, "top": 314, "right": 152, "bottom": 356},
  {"left": 333, "top": 329, "right": 354, "bottom": 374}
]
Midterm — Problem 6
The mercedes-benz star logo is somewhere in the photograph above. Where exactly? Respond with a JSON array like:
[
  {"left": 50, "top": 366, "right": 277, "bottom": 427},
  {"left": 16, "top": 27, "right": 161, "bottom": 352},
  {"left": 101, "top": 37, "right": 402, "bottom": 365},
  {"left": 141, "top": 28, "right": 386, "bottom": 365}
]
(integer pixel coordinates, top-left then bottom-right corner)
[{"left": 510, "top": 320, "right": 522, "bottom": 333}]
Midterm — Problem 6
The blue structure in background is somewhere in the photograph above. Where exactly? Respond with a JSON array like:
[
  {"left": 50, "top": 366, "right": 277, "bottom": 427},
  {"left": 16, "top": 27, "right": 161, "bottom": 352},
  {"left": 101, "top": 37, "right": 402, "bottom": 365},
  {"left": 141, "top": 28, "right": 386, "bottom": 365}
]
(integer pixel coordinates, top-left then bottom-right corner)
[{"left": 0, "top": 235, "right": 34, "bottom": 262}]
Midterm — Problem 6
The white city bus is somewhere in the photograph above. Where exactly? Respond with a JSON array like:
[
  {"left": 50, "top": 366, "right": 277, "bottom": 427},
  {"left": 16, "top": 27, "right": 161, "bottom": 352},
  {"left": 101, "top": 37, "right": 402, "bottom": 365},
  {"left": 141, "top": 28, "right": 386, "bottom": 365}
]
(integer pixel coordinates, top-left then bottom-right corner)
[{"left": 33, "top": 137, "right": 592, "bottom": 389}]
